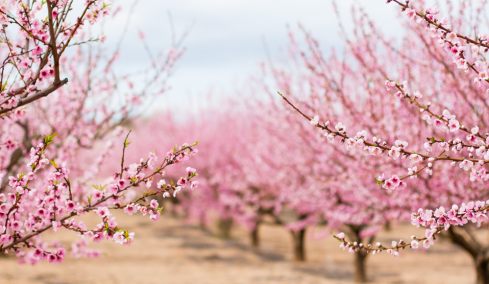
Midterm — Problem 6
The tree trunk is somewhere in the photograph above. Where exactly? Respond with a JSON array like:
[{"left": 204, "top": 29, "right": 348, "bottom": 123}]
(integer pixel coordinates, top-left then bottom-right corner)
[
  {"left": 475, "top": 258, "right": 489, "bottom": 284},
  {"left": 346, "top": 224, "right": 370, "bottom": 283},
  {"left": 446, "top": 227, "right": 489, "bottom": 284},
  {"left": 384, "top": 221, "right": 391, "bottom": 232},
  {"left": 291, "top": 228, "right": 306, "bottom": 261},
  {"left": 250, "top": 225, "right": 260, "bottom": 247},
  {"left": 354, "top": 251, "right": 367, "bottom": 283},
  {"left": 217, "top": 218, "right": 233, "bottom": 238}
]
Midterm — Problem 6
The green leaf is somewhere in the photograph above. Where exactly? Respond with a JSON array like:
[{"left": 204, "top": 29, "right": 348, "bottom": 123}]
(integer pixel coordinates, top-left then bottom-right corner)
[
  {"left": 374, "top": 177, "right": 384, "bottom": 185},
  {"left": 44, "top": 132, "right": 58, "bottom": 146},
  {"left": 50, "top": 159, "right": 57, "bottom": 168},
  {"left": 1, "top": 82, "right": 7, "bottom": 91}
]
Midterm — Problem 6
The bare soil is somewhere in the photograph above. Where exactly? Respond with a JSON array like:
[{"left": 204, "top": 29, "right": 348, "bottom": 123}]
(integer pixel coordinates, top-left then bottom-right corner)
[{"left": 0, "top": 211, "right": 476, "bottom": 284}]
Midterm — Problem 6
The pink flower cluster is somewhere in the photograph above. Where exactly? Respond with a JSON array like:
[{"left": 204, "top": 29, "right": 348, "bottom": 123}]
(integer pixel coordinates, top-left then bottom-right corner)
[
  {"left": 277, "top": 0, "right": 489, "bottom": 264},
  {"left": 0, "top": 131, "right": 198, "bottom": 264}
]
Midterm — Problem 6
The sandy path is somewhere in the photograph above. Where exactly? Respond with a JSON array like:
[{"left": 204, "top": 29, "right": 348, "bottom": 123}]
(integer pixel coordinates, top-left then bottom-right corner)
[{"left": 0, "top": 211, "right": 476, "bottom": 284}]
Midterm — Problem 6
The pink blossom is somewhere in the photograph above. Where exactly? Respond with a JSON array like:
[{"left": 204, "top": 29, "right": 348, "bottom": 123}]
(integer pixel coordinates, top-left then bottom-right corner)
[
  {"left": 394, "top": 91, "right": 403, "bottom": 100},
  {"left": 113, "top": 232, "right": 124, "bottom": 244},
  {"left": 173, "top": 186, "right": 182, "bottom": 197},
  {"left": 52, "top": 221, "right": 61, "bottom": 232},
  {"left": 388, "top": 147, "right": 400, "bottom": 160},
  {"left": 405, "top": 8, "right": 416, "bottom": 20},
  {"left": 118, "top": 180, "right": 127, "bottom": 189},
  {"left": 10, "top": 221, "right": 21, "bottom": 231},
  {"left": 446, "top": 32, "right": 458, "bottom": 42},
  {"left": 186, "top": 167, "right": 197, "bottom": 175},
  {"left": 409, "top": 154, "right": 423, "bottom": 164},
  {"left": 448, "top": 119, "right": 460, "bottom": 132},
  {"left": 150, "top": 199, "right": 158, "bottom": 209},
  {"left": 335, "top": 122, "right": 346, "bottom": 132},
  {"left": 479, "top": 70, "right": 488, "bottom": 80},
  {"left": 459, "top": 159, "right": 474, "bottom": 171},
  {"left": 383, "top": 179, "right": 396, "bottom": 191},
  {"left": 150, "top": 212, "right": 160, "bottom": 221},
  {"left": 177, "top": 177, "right": 187, "bottom": 187},
  {"left": 434, "top": 206, "right": 445, "bottom": 217},
  {"left": 310, "top": 115, "right": 319, "bottom": 126},
  {"left": 108, "top": 218, "right": 117, "bottom": 229},
  {"left": 156, "top": 179, "right": 166, "bottom": 189},
  {"left": 94, "top": 207, "right": 110, "bottom": 218},
  {"left": 127, "top": 163, "right": 139, "bottom": 177},
  {"left": 390, "top": 175, "right": 401, "bottom": 187},
  {"left": 140, "top": 206, "right": 148, "bottom": 215},
  {"left": 474, "top": 77, "right": 482, "bottom": 87},
  {"left": 472, "top": 126, "right": 479, "bottom": 134},
  {"left": 326, "top": 133, "right": 335, "bottom": 143},
  {"left": 124, "top": 204, "right": 137, "bottom": 216}
]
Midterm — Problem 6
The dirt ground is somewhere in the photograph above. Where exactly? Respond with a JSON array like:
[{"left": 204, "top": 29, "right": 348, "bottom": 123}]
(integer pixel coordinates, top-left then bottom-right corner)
[{"left": 0, "top": 211, "right": 477, "bottom": 284}]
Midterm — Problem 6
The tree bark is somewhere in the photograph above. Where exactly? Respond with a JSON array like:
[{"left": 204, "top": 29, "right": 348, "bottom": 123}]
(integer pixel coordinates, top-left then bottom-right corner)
[
  {"left": 250, "top": 224, "right": 260, "bottom": 247},
  {"left": 290, "top": 228, "right": 306, "bottom": 261},
  {"left": 346, "top": 224, "right": 370, "bottom": 283},
  {"left": 475, "top": 258, "right": 489, "bottom": 284},
  {"left": 354, "top": 251, "right": 368, "bottom": 283},
  {"left": 447, "top": 227, "right": 489, "bottom": 284},
  {"left": 217, "top": 218, "right": 233, "bottom": 238}
]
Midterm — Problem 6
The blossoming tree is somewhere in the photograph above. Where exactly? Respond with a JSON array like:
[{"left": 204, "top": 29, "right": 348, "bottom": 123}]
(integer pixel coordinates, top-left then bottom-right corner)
[
  {"left": 278, "top": 1, "right": 489, "bottom": 283},
  {"left": 0, "top": 0, "right": 198, "bottom": 264}
]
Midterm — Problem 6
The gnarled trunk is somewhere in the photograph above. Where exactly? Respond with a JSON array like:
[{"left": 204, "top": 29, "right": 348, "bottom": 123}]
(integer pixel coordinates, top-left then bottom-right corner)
[
  {"left": 475, "top": 258, "right": 489, "bottom": 284},
  {"left": 290, "top": 228, "right": 306, "bottom": 261},
  {"left": 447, "top": 227, "right": 489, "bottom": 284}
]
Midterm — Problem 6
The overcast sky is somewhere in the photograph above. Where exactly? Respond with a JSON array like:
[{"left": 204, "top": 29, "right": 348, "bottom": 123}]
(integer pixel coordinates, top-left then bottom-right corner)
[{"left": 98, "top": 0, "right": 403, "bottom": 114}]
